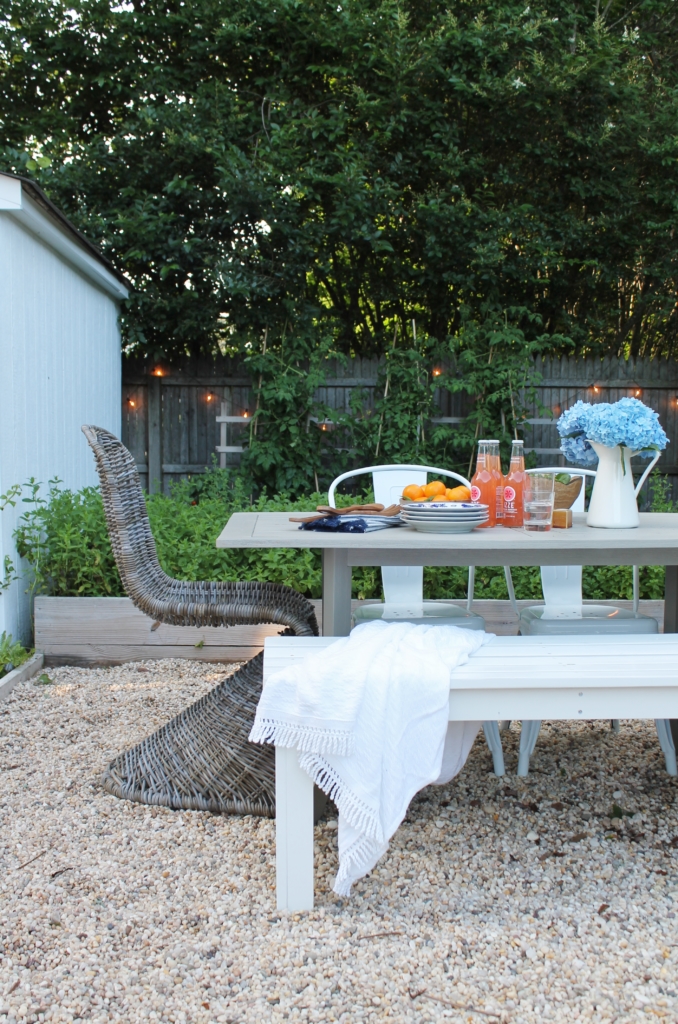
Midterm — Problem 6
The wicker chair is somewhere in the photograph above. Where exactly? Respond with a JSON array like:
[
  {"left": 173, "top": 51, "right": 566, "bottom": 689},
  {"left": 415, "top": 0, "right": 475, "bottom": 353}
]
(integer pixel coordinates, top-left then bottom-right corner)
[{"left": 82, "top": 425, "right": 319, "bottom": 817}]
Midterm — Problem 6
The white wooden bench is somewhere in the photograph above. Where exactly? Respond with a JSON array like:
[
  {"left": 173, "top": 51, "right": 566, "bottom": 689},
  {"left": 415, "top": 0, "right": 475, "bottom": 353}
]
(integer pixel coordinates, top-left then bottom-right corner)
[{"left": 264, "top": 633, "right": 678, "bottom": 911}]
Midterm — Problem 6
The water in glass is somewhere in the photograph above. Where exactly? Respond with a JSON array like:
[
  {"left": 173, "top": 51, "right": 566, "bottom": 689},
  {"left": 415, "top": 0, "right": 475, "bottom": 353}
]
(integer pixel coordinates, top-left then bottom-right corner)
[{"left": 523, "top": 473, "right": 555, "bottom": 532}]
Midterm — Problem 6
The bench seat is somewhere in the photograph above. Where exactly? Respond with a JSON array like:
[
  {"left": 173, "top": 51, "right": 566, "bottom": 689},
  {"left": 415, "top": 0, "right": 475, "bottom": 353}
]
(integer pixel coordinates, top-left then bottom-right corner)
[{"left": 264, "top": 633, "right": 678, "bottom": 910}]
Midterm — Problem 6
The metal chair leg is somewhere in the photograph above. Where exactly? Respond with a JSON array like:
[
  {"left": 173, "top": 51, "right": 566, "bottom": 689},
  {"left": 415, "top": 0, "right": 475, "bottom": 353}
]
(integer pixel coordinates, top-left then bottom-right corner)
[
  {"left": 467, "top": 566, "right": 476, "bottom": 611},
  {"left": 504, "top": 566, "right": 519, "bottom": 614},
  {"left": 655, "top": 720, "right": 678, "bottom": 776},
  {"left": 482, "top": 722, "right": 505, "bottom": 776},
  {"left": 517, "top": 720, "right": 542, "bottom": 777}
]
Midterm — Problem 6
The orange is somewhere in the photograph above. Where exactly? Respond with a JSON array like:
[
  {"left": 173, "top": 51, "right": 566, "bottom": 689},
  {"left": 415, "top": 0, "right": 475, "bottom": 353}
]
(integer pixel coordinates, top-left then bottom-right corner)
[
  {"left": 446, "top": 485, "right": 471, "bottom": 501},
  {"left": 423, "top": 480, "right": 446, "bottom": 497},
  {"left": 402, "top": 484, "right": 425, "bottom": 501}
]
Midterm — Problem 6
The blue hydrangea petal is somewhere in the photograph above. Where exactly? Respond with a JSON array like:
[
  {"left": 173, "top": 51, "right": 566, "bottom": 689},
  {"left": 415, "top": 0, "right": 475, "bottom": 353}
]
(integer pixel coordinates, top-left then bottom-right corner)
[{"left": 555, "top": 397, "right": 668, "bottom": 466}]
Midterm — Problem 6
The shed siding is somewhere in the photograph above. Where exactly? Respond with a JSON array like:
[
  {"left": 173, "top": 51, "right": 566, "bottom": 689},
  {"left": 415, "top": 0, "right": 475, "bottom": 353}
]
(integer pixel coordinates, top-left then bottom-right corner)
[{"left": 0, "top": 214, "right": 122, "bottom": 644}]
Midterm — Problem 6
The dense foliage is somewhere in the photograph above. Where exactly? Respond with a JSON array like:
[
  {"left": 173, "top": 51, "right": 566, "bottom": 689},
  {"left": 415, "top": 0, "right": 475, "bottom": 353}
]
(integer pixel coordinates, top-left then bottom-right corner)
[
  {"left": 2, "top": 0, "right": 678, "bottom": 365},
  {"left": 0, "top": 631, "right": 31, "bottom": 679},
  {"left": 13, "top": 471, "right": 671, "bottom": 603}
]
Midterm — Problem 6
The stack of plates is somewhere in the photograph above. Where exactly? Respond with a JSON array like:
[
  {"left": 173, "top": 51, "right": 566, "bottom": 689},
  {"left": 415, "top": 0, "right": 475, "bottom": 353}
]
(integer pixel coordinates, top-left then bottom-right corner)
[{"left": 401, "top": 501, "right": 490, "bottom": 533}]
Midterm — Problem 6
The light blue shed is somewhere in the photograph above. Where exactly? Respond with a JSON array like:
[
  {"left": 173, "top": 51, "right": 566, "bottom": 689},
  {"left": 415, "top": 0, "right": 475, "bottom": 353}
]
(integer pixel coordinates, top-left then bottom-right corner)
[{"left": 0, "top": 173, "right": 129, "bottom": 644}]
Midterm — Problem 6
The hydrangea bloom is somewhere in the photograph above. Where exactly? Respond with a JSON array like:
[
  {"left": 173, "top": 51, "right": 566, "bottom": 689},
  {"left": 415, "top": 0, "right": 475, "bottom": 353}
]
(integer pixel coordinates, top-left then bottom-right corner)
[{"left": 556, "top": 398, "right": 668, "bottom": 466}]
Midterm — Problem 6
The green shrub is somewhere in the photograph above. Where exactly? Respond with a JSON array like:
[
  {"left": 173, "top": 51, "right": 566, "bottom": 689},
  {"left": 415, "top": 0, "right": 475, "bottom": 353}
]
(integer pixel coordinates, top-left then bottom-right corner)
[
  {"left": 12, "top": 470, "right": 669, "bottom": 604},
  {"left": 0, "top": 632, "right": 32, "bottom": 679}
]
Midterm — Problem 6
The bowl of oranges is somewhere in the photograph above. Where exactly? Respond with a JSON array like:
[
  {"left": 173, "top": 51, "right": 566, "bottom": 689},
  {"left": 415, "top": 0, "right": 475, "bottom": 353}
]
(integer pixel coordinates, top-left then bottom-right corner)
[
  {"left": 400, "top": 480, "right": 488, "bottom": 532},
  {"left": 401, "top": 481, "right": 472, "bottom": 503}
]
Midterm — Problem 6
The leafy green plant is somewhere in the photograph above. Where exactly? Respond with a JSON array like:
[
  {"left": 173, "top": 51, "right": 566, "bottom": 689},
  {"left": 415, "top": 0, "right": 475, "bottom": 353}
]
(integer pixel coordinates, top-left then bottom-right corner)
[
  {"left": 0, "top": 483, "right": 22, "bottom": 592},
  {"left": 14, "top": 481, "right": 122, "bottom": 598},
  {"left": 0, "top": 632, "right": 32, "bottom": 679},
  {"left": 11, "top": 469, "right": 670, "bottom": 607}
]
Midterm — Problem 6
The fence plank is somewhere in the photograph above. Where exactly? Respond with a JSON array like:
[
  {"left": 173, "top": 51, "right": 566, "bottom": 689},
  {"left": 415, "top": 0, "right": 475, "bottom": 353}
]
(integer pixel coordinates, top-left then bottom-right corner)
[
  {"left": 147, "top": 376, "right": 162, "bottom": 494},
  {"left": 123, "top": 356, "right": 678, "bottom": 497}
]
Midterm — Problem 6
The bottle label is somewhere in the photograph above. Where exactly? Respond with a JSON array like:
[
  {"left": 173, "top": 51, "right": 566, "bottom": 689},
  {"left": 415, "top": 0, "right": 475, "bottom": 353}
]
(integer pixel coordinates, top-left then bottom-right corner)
[
  {"left": 504, "top": 485, "right": 516, "bottom": 502},
  {"left": 470, "top": 485, "right": 481, "bottom": 502}
]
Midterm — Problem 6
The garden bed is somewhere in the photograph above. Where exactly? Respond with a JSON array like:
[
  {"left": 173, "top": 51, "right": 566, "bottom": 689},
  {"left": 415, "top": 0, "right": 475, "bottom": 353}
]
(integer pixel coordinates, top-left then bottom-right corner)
[{"left": 34, "top": 596, "right": 666, "bottom": 666}]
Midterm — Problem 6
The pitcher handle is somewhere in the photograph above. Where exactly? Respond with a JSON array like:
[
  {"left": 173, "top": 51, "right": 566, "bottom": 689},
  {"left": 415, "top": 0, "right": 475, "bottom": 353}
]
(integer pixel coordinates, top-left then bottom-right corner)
[{"left": 634, "top": 450, "right": 661, "bottom": 498}]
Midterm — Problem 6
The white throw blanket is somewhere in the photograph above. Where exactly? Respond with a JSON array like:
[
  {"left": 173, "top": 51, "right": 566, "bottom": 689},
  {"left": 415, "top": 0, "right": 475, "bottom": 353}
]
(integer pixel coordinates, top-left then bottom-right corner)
[{"left": 250, "top": 620, "right": 492, "bottom": 896}]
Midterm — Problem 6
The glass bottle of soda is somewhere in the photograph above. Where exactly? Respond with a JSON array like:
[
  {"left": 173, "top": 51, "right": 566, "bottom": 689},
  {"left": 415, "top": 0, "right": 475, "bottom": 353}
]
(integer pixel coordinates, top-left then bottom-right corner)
[
  {"left": 503, "top": 440, "right": 525, "bottom": 527},
  {"left": 488, "top": 440, "right": 504, "bottom": 523},
  {"left": 471, "top": 440, "right": 495, "bottom": 528}
]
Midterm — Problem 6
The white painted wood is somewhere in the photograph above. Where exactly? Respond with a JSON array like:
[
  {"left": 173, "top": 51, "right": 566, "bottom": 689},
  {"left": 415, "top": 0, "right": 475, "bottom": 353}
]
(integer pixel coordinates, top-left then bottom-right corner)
[
  {"left": 218, "top": 510, "right": 677, "bottom": 644},
  {"left": 0, "top": 183, "right": 126, "bottom": 644},
  {"left": 217, "top": 511, "right": 678, "bottom": 566},
  {"left": 15, "top": 191, "right": 128, "bottom": 299},
  {"left": 0, "top": 176, "right": 22, "bottom": 209},
  {"left": 0, "top": 651, "right": 44, "bottom": 702},
  {"left": 275, "top": 745, "right": 315, "bottom": 911},
  {"left": 265, "top": 632, "right": 678, "bottom": 909},
  {"left": 321, "top": 550, "right": 352, "bottom": 636}
]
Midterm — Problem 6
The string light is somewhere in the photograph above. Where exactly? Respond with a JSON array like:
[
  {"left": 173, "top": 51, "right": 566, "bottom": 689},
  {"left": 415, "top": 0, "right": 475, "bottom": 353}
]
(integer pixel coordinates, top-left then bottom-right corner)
[
  {"left": 206, "top": 393, "right": 213, "bottom": 403},
  {"left": 634, "top": 389, "right": 642, "bottom": 397},
  {"left": 128, "top": 398, "right": 136, "bottom": 408},
  {"left": 243, "top": 411, "right": 249, "bottom": 418},
  {"left": 432, "top": 368, "right": 442, "bottom": 378},
  {"left": 152, "top": 367, "right": 163, "bottom": 377},
  {"left": 593, "top": 386, "right": 600, "bottom": 394}
]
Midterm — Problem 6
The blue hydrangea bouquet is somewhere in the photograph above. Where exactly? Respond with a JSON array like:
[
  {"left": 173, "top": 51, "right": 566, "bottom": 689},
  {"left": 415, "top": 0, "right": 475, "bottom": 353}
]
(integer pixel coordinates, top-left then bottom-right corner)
[{"left": 557, "top": 397, "right": 668, "bottom": 467}]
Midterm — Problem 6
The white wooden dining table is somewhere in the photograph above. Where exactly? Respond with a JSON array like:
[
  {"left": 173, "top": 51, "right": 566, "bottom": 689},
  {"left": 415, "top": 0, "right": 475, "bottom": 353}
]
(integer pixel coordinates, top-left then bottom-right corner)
[
  {"left": 218, "top": 509, "right": 678, "bottom": 909},
  {"left": 216, "top": 510, "right": 678, "bottom": 638}
]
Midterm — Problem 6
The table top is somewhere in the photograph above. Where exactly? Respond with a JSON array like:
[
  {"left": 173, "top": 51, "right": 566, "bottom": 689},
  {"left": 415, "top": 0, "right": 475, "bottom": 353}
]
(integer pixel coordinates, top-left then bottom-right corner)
[{"left": 216, "top": 511, "right": 678, "bottom": 567}]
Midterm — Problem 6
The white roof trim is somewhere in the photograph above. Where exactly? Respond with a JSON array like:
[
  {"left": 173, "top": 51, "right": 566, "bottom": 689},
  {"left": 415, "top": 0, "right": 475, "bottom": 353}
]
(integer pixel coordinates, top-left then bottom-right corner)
[
  {"left": 0, "top": 175, "right": 22, "bottom": 210},
  {"left": 0, "top": 174, "right": 129, "bottom": 301}
]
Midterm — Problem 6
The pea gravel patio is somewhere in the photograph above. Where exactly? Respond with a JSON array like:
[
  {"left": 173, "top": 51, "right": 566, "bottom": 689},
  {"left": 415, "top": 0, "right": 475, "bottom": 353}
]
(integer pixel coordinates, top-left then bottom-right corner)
[{"left": 1, "top": 659, "right": 677, "bottom": 1024}]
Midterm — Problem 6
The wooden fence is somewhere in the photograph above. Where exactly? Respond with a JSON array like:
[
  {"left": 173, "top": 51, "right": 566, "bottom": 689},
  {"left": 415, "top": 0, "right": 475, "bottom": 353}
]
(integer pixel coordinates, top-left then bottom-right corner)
[{"left": 122, "top": 354, "right": 678, "bottom": 497}]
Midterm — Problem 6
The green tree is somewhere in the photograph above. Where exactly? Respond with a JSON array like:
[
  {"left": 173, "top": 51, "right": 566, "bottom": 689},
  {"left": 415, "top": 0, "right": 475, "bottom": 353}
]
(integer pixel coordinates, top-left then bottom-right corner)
[{"left": 2, "top": 0, "right": 678, "bottom": 364}]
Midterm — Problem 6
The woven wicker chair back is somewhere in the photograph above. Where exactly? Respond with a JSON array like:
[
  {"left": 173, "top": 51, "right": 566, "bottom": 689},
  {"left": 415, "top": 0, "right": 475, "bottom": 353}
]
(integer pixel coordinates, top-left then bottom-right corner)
[{"left": 82, "top": 425, "right": 318, "bottom": 637}]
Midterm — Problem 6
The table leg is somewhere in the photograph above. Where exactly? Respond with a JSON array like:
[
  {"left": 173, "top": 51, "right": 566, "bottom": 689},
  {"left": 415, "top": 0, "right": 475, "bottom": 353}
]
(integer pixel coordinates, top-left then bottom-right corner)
[
  {"left": 322, "top": 549, "right": 352, "bottom": 636},
  {"left": 664, "top": 566, "right": 678, "bottom": 750}
]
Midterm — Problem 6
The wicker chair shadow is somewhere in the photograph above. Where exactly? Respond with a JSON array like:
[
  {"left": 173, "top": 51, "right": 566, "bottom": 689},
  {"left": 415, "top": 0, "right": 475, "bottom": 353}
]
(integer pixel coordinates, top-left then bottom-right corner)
[{"left": 82, "top": 425, "right": 319, "bottom": 817}]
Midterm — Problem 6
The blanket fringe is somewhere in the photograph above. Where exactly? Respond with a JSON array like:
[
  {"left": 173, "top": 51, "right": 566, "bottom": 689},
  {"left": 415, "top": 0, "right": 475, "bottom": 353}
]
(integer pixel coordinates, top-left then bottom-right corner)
[
  {"left": 298, "top": 752, "right": 383, "bottom": 843},
  {"left": 333, "top": 833, "right": 389, "bottom": 897},
  {"left": 249, "top": 718, "right": 353, "bottom": 757}
]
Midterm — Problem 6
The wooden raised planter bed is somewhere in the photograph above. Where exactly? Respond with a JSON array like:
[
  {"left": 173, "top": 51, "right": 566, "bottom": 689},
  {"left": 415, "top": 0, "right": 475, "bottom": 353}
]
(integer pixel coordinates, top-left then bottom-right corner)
[{"left": 34, "top": 596, "right": 666, "bottom": 667}]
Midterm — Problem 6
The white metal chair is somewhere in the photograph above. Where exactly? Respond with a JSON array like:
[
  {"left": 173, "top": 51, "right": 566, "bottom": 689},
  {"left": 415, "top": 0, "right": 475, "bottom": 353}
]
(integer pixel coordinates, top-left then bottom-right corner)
[
  {"left": 328, "top": 463, "right": 506, "bottom": 775},
  {"left": 502, "top": 467, "right": 667, "bottom": 775}
]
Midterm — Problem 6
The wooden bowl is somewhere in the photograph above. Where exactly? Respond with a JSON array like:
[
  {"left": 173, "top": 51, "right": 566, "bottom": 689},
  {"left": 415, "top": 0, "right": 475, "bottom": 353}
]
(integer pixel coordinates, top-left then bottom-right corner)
[{"left": 554, "top": 476, "right": 582, "bottom": 510}]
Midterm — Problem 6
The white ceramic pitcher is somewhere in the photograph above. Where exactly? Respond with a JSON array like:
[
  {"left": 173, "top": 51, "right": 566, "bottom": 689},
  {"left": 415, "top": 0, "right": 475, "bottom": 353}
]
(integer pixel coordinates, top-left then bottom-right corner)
[{"left": 587, "top": 441, "right": 661, "bottom": 529}]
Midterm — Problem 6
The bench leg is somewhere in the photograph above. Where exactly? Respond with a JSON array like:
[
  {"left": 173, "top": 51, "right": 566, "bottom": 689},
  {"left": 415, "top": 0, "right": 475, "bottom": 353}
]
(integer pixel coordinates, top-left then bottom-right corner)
[
  {"left": 517, "top": 720, "right": 542, "bottom": 777},
  {"left": 275, "top": 746, "right": 315, "bottom": 911},
  {"left": 655, "top": 720, "right": 678, "bottom": 777},
  {"left": 663, "top": 565, "right": 678, "bottom": 750},
  {"left": 482, "top": 722, "right": 505, "bottom": 776}
]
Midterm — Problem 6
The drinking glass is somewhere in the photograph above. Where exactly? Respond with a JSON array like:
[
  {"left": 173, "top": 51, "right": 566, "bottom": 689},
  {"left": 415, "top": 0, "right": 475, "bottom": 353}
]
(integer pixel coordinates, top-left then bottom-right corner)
[{"left": 523, "top": 473, "right": 555, "bottom": 532}]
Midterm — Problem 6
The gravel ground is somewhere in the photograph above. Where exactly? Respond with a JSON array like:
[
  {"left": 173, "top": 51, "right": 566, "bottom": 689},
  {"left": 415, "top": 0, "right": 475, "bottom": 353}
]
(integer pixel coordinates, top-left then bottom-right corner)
[{"left": 1, "top": 658, "right": 678, "bottom": 1024}]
